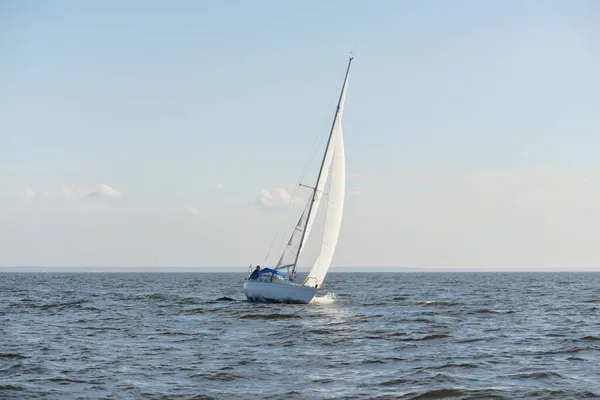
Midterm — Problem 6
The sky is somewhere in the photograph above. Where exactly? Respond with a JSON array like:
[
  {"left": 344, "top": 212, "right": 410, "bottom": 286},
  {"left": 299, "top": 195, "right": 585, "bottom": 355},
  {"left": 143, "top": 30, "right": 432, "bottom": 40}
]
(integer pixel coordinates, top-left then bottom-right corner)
[{"left": 1, "top": 0, "right": 599, "bottom": 270}]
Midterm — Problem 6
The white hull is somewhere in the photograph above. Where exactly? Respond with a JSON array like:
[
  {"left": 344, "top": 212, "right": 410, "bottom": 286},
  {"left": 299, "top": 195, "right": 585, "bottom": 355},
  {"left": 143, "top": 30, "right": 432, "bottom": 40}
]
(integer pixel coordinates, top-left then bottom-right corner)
[{"left": 244, "top": 280, "right": 317, "bottom": 304}]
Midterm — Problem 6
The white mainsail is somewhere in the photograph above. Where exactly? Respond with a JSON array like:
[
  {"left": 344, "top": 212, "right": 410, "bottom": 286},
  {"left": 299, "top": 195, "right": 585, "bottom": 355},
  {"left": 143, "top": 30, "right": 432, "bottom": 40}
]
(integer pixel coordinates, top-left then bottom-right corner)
[
  {"left": 304, "top": 74, "right": 348, "bottom": 287},
  {"left": 275, "top": 57, "right": 351, "bottom": 286}
]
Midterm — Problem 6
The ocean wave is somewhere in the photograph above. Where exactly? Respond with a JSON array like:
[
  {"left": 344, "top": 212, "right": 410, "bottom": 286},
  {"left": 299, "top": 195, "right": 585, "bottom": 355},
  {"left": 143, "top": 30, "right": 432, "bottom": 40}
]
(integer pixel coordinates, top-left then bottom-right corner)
[
  {"left": 581, "top": 335, "right": 600, "bottom": 341},
  {"left": 0, "top": 353, "right": 27, "bottom": 359},
  {"left": 509, "top": 371, "right": 564, "bottom": 380},
  {"left": 239, "top": 313, "right": 301, "bottom": 320},
  {"left": 406, "top": 388, "right": 465, "bottom": 399},
  {"left": 472, "top": 309, "right": 515, "bottom": 314},
  {"left": 2, "top": 271, "right": 599, "bottom": 399},
  {"left": 400, "top": 333, "right": 450, "bottom": 341},
  {"left": 417, "top": 301, "right": 461, "bottom": 307}
]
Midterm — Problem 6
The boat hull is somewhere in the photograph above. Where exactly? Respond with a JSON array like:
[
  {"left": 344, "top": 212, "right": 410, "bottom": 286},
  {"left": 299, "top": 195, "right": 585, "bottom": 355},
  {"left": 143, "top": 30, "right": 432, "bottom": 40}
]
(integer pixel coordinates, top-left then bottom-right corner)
[{"left": 244, "top": 280, "right": 317, "bottom": 304}]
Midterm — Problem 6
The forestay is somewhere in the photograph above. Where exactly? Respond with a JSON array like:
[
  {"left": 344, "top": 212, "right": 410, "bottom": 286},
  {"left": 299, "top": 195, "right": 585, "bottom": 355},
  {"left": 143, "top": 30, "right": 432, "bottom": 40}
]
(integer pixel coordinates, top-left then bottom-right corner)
[{"left": 274, "top": 56, "right": 351, "bottom": 288}]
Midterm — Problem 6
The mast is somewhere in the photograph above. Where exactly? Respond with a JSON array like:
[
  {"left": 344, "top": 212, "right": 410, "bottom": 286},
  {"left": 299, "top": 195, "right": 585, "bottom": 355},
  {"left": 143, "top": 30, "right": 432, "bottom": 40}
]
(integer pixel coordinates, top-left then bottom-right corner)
[{"left": 290, "top": 56, "right": 353, "bottom": 280}]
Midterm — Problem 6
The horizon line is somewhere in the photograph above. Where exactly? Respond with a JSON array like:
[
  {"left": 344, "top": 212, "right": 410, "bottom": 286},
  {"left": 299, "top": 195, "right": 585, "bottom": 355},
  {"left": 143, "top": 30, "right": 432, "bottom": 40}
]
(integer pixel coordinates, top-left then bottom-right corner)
[{"left": 1, "top": 266, "right": 598, "bottom": 273}]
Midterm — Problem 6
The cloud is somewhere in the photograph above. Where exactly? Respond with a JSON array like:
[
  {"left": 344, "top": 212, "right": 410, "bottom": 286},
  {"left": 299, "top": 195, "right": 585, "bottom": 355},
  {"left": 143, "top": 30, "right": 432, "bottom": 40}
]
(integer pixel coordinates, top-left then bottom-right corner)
[
  {"left": 77, "top": 188, "right": 91, "bottom": 196},
  {"left": 251, "top": 187, "right": 298, "bottom": 211},
  {"left": 184, "top": 206, "right": 199, "bottom": 216},
  {"left": 87, "top": 184, "right": 122, "bottom": 199},
  {"left": 216, "top": 184, "right": 225, "bottom": 191},
  {"left": 22, "top": 188, "right": 35, "bottom": 203},
  {"left": 36, "top": 187, "right": 89, "bottom": 201},
  {"left": 16, "top": 184, "right": 122, "bottom": 203}
]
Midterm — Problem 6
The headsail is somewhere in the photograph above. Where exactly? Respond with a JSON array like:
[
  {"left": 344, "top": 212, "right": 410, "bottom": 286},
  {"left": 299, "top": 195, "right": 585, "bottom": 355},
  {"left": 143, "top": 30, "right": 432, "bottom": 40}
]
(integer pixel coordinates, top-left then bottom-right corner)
[
  {"left": 304, "top": 65, "right": 349, "bottom": 287},
  {"left": 275, "top": 200, "right": 311, "bottom": 269},
  {"left": 275, "top": 56, "right": 352, "bottom": 285}
]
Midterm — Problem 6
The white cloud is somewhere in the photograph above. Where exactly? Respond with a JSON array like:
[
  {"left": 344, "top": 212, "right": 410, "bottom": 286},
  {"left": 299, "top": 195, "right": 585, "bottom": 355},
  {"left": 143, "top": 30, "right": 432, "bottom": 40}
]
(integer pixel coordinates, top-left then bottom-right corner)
[
  {"left": 16, "top": 184, "right": 121, "bottom": 203},
  {"left": 77, "top": 188, "right": 91, "bottom": 196},
  {"left": 184, "top": 206, "right": 199, "bottom": 216},
  {"left": 34, "top": 187, "right": 89, "bottom": 201},
  {"left": 87, "top": 184, "right": 122, "bottom": 199},
  {"left": 22, "top": 188, "right": 35, "bottom": 203},
  {"left": 251, "top": 187, "right": 297, "bottom": 210}
]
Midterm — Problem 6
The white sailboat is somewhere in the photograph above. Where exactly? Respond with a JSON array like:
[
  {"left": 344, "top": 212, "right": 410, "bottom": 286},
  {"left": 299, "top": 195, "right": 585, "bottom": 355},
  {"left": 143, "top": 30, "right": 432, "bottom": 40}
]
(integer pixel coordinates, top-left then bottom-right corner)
[{"left": 244, "top": 57, "right": 353, "bottom": 304}]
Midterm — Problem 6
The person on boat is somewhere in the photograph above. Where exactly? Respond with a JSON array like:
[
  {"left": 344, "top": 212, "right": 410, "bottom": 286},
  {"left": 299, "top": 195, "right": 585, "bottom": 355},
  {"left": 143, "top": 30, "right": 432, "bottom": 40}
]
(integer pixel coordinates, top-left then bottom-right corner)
[{"left": 249, "top": 265, "right": 260, "bottom": 280}]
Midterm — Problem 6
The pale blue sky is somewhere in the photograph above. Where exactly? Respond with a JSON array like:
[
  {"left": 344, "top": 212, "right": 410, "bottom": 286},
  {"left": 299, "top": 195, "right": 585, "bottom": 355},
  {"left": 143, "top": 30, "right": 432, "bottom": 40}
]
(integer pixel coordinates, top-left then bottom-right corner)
[{"left": 1, "top": 0, "right": 599, "bottom": 269}]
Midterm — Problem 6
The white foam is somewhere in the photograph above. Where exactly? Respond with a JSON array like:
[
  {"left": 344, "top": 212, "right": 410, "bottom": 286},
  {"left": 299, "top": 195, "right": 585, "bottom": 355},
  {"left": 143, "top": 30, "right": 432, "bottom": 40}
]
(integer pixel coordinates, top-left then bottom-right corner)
[{"left": 311, "top": 292, "right": 337, "bottom": 304}]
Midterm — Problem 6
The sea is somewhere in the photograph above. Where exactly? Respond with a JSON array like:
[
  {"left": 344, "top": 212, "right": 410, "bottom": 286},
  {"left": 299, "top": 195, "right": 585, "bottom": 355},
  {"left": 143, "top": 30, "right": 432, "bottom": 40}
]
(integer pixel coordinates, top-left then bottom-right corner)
[{"left": 1, "top": 272, "right": 599, "bottom": 399}]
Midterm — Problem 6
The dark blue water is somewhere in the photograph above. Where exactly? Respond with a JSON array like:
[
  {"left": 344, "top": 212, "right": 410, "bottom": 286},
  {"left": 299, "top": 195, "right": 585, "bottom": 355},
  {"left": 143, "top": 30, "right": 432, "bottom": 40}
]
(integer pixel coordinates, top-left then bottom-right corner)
[{"left": 1, "top": 272, "right": 599, "bottom": 399}]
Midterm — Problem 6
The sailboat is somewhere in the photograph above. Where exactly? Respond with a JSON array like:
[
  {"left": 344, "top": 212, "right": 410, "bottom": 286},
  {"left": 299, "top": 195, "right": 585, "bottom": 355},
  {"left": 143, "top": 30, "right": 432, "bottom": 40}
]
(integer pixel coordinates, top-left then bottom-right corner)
[{"left": 244, "top": 57, "right": 353, "bottom": 304}]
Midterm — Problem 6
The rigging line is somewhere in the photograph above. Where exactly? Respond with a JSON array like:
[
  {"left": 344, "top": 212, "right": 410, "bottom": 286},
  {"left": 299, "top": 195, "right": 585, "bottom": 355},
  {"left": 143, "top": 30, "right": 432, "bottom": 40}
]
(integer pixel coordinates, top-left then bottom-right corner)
[
  {"left": 291, "top": 82, "right": 340, "bottom": 204},
  {"left": 262, "top": 192, "right": 295, "bottom": 265},
  {"left": 262, "top": 140, "right": 321, "bottom": 266},
  {"left": 265, "top": 93, "right": 338, "bottom": 266},
  {"left": 304, "top": 92, "right": 338, "bottom": 169},
  {"left": 274, "top": 142, "right": 328, "bottom": 263},
  {"left": 263, "top": 170, "right": 309, "bottom": 265},
  {"left": 267, "top": 167, "right": 311, "bottom": 266}
]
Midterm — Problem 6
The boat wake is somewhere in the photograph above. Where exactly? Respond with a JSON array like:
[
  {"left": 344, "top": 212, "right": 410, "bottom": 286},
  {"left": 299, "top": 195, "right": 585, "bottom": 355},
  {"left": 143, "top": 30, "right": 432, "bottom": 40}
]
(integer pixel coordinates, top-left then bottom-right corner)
[{"left": 311, "top": 293, "right": 337, "bottom": 305}]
